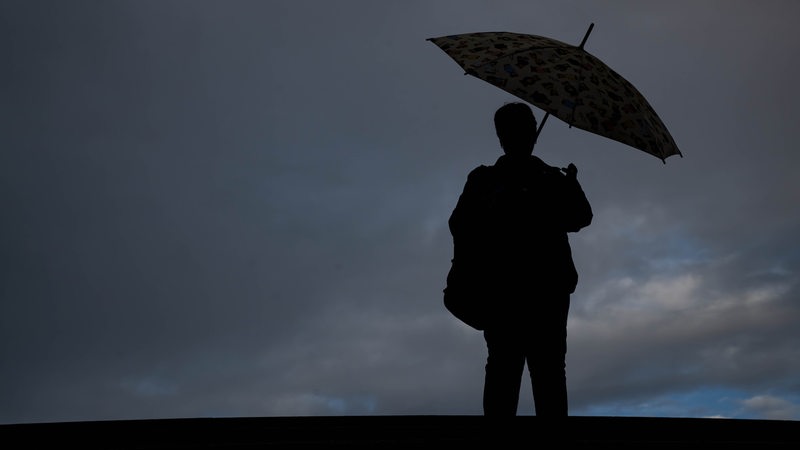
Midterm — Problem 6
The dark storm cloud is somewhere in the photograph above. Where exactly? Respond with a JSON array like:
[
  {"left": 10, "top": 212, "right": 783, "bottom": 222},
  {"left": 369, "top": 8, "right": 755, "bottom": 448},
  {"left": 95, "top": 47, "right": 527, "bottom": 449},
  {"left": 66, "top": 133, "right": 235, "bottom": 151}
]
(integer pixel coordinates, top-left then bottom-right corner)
[{"left": 2, "top": 1, "right": 799, "bottom": 423}]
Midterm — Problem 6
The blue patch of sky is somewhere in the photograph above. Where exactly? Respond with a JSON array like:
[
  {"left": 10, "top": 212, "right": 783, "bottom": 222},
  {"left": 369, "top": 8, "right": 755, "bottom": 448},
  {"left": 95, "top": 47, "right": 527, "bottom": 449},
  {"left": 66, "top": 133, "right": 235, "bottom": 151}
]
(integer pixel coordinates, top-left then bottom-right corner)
[
  {"left": 575, "top": 387, "right": 774, "bottom": 419},
  {"left": 647, "top": 230, "right": 711, "bottom": 272},
  {"left": 319, "top": 394, "right": 377, "bottom": 415},
  {"left": 121, "top": 376, "right": 178, "bottom": 398}
]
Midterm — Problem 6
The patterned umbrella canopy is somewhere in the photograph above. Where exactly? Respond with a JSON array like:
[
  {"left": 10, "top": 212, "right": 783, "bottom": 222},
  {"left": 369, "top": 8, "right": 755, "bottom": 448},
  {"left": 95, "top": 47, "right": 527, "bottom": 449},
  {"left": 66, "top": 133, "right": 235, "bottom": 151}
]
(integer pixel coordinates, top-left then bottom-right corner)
[{"left": 428, "top": 24, "right": 682, "bottom": 162}]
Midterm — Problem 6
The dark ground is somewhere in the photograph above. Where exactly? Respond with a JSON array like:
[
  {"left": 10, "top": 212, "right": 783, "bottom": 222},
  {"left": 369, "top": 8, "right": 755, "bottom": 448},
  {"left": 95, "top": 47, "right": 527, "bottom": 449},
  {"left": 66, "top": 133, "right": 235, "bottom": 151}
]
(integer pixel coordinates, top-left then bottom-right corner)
[{"left": 2, "top": 415, "right": 799, "bottom": 449}]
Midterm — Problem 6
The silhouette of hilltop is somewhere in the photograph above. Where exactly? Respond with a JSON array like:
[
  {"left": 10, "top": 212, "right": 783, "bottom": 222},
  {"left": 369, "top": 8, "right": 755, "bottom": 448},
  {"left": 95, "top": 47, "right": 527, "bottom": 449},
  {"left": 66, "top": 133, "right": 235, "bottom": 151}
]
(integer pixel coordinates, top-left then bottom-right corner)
[{"left": 2, "top": 415, "right": 799, "bottom": 449}]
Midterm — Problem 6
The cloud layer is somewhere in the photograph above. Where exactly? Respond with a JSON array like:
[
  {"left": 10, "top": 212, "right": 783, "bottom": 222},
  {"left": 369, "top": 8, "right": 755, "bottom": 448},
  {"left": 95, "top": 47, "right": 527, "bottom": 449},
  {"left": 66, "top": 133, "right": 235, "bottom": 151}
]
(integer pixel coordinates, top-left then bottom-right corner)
[{"left": 2, "top": 0, "right": 799, "bottom": 423}]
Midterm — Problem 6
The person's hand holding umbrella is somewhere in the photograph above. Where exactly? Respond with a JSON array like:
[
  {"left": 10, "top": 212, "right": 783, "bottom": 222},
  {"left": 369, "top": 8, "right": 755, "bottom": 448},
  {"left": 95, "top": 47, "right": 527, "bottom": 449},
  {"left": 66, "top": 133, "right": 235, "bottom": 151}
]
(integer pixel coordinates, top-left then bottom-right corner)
[{"left": 562, "top": 163, "right": 578, "bottom": 179}]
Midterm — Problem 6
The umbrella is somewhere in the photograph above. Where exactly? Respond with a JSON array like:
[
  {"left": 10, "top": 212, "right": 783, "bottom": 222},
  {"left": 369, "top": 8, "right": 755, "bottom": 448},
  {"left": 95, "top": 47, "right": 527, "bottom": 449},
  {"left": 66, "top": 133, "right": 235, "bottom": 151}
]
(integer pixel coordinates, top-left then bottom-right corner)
[{"left": 427, "top": 23, "right": 682, "bottom": 163}]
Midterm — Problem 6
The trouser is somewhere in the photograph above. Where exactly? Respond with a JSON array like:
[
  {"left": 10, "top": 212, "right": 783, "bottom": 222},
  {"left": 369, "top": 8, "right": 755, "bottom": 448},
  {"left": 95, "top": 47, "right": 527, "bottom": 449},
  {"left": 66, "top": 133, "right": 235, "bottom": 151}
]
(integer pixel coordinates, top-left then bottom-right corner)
[{"left": 482, "top": 293, "right": 570, "bottom": 417}]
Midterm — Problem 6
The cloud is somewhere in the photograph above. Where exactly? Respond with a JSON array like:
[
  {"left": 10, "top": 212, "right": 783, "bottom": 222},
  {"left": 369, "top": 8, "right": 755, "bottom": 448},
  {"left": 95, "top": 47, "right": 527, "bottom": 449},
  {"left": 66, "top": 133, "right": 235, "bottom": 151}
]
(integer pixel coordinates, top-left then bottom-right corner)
[
  {"left": 741, "top": 395, "right": 799, "bottom": 421},
  {"left": 2, "top": 0, "right": 800, "bottom": 423}
]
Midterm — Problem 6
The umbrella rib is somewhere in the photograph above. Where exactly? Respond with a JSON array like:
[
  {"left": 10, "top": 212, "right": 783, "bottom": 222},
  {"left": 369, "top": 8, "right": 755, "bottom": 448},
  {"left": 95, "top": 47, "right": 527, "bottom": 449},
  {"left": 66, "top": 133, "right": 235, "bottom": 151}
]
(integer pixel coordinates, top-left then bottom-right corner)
[{"left": 465, "top": 24, "right": 595, "bottom": 70}]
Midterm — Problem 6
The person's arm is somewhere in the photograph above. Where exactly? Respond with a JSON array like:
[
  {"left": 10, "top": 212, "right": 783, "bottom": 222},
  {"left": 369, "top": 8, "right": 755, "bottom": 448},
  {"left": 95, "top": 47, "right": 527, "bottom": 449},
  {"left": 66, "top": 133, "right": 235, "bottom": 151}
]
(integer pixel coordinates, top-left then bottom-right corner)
[{"left": 559, "top": 163, "right": 593, "bottom": 232}]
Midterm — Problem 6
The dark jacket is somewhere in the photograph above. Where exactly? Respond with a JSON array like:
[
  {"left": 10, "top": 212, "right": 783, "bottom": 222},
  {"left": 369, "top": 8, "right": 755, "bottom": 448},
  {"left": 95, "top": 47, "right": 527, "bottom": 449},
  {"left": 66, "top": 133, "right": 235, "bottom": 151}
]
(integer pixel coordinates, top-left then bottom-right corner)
[{"left": 448, "top": 154, "right": 593, "bottom": 298}]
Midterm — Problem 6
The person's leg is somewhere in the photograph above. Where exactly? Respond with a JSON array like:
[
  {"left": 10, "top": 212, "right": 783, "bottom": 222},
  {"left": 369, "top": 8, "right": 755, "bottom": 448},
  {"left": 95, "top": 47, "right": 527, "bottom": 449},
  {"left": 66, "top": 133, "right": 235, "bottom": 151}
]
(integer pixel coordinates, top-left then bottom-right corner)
[
  {"left": 529, "top": 344, "right": 568, "bottom": 416},
  {"left": 527, "top": 294, "right": 570, "bottom": 417},
  {"left": 483, "top": 328, "right": 526, "bottom": 416}
]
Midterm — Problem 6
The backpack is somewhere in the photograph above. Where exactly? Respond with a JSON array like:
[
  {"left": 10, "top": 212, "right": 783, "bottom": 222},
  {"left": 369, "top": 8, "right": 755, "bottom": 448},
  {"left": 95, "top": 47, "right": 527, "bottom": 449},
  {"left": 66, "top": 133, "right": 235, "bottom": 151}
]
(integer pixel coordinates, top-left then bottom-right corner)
[{"left": 443, "top": 258, "right": 489, "bottom": 330}]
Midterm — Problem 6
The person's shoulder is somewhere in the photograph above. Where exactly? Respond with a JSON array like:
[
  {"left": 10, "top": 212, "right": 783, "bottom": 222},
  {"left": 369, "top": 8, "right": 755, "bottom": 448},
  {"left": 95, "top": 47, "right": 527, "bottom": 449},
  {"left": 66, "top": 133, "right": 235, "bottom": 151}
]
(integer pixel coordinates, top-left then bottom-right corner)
[
  {"left": 467, "top": 164, "right": 494, "bottom": 178},
  {"left": 463, "top": 164, "right": 496, "bottom": 189},
  {"left": 530, "top": 155, "right": 559, "bottom": 172},
  {"left": 520, "top": 156, "right": 562, "bottom": 181}
]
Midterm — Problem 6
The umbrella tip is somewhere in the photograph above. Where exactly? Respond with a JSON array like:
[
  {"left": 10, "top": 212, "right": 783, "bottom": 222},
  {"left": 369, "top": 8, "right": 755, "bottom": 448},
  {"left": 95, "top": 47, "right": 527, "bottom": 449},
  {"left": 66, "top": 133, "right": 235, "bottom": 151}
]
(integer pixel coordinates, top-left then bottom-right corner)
[{"left": 579, "top": 23, "right": 595, "bottom": 49}]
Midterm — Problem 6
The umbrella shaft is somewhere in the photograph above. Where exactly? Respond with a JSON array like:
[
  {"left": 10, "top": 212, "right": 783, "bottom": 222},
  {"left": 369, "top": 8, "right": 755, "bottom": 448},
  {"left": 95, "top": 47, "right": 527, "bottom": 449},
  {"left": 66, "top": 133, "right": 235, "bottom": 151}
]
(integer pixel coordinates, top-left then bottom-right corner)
[{"left": 536, "top": 112, "right": 550, "bottom": 139}]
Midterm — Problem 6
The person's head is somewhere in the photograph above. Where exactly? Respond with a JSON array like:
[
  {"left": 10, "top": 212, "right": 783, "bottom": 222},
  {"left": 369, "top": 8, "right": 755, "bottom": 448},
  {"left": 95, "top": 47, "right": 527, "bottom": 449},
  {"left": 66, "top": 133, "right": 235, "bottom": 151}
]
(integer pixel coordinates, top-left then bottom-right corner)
[{"left": 494, "top": 102, "right": 538, "bottom": 156}]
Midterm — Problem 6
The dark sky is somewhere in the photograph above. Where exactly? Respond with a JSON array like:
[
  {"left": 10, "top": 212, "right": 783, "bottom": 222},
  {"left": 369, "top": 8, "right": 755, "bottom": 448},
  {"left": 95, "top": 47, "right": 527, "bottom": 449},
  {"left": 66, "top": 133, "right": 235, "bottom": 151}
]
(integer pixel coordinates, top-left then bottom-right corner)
[{"left": 2, "top": 0, "right": 800, "bottom": 423}]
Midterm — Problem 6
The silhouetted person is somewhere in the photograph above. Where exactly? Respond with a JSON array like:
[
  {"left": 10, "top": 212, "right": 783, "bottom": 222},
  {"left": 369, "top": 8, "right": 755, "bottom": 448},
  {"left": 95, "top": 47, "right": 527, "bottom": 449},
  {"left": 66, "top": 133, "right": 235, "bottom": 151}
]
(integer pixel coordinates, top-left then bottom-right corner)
[{"left": 448, "top": 102, "right": 593, "bottom": 416}]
